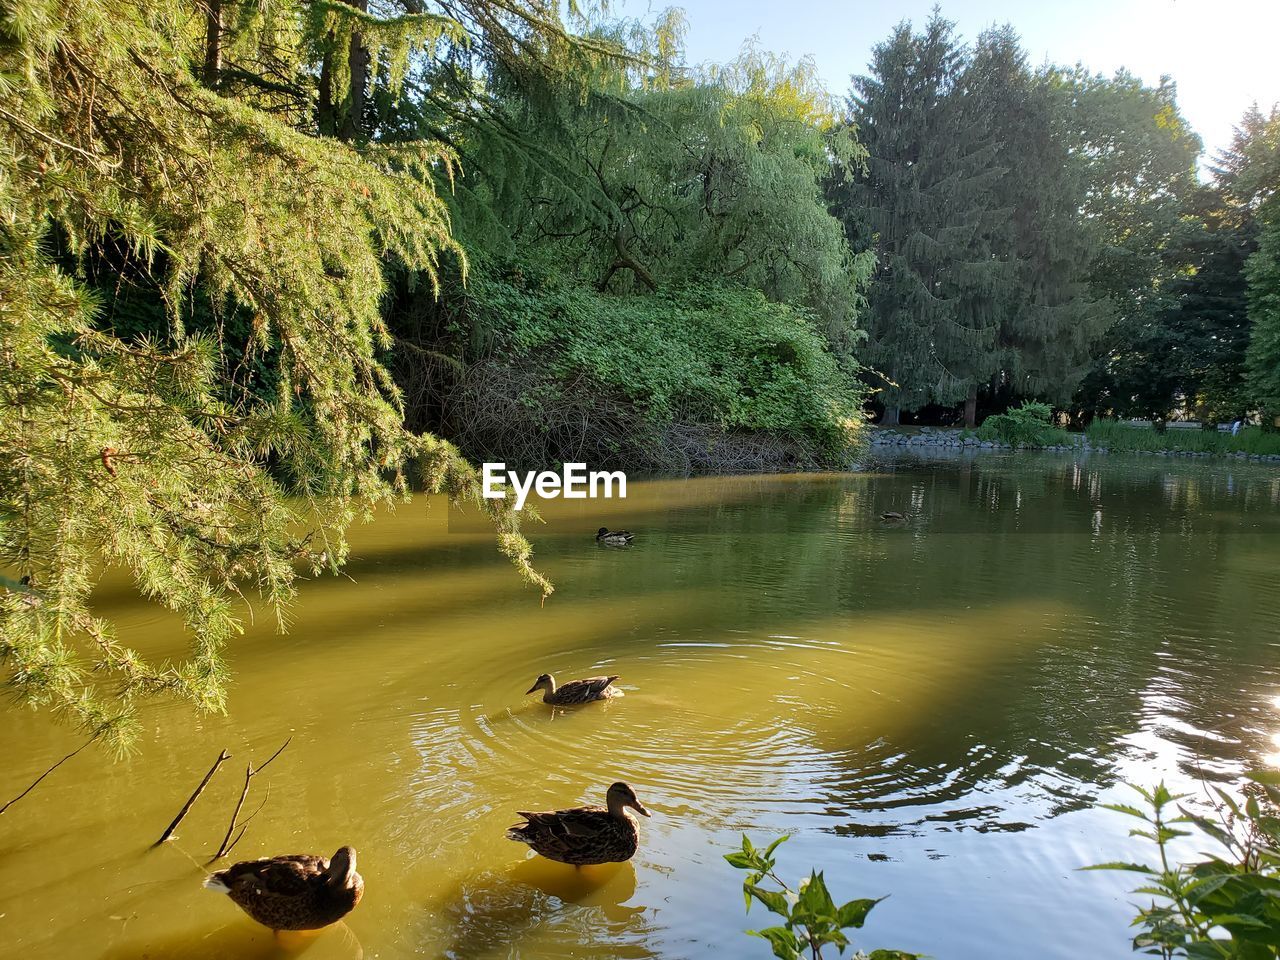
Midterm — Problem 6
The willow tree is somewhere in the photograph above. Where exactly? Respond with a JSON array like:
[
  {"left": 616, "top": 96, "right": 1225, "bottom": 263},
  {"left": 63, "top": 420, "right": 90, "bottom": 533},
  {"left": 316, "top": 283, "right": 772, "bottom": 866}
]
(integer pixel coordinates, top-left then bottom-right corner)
[
  {"left": 629, "top": 46, "right": 875, "bottom": 354},
  {"left": 0, "top": 0, "right": 625, "bottom": 748},
  {"left": 441, "top": 23, "right": 873, "bottom": 357}
]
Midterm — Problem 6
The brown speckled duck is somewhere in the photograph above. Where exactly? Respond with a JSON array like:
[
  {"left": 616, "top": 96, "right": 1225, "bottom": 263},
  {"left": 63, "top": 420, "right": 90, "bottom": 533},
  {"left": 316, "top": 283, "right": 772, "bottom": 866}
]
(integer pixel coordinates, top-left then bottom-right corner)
[
  {"left": 526, "top": 672, "right": 623, "bottom": 705},
  {"left": 204, "top": 846, "right": 363, "bottom": 931},
  {"left": 880, "top": 511, "right": 907, "bottom": 522},
  {"left": 596, "top": 527, "right": 634, "bottom": 546},
  {"left": 506, "top": 782, "right": 651, "bottom": 865}
]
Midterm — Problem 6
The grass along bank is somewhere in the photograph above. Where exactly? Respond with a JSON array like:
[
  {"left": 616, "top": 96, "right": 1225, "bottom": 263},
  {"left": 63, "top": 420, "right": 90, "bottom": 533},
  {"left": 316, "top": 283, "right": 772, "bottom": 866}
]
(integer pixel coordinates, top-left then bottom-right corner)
[
  {"left": 870, "top": 418, "right": 1280, "bottom": 464},
  {"left": 1084, "top": 420, "right": 1280, "bottom": 458}
]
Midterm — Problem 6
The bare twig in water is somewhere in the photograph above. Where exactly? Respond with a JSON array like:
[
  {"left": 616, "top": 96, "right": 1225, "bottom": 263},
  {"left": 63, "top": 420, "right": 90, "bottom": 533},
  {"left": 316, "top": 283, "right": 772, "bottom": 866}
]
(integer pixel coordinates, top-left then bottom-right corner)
[
  {"left": 224, "top": 781, "right": 272, "bottom": 858},
  {"left": 154, "top": 748, "right": 231, "bottom": 845},
  {"left": 1, "top": 734, "right": 99, "bottom": 815},
  {"left": 212, "top": 737, "right": 291, "bottom": 861}
]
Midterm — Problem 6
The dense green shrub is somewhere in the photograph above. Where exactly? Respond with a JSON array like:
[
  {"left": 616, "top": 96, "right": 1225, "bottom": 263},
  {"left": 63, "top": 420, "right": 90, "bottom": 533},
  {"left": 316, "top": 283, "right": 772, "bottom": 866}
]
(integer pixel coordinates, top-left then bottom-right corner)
[
  {"left": 977, "top": 401, "right": 1069, "bottom": 447},
  {"left": 462, "top": 270, "right": 866, "bottom": 460}
]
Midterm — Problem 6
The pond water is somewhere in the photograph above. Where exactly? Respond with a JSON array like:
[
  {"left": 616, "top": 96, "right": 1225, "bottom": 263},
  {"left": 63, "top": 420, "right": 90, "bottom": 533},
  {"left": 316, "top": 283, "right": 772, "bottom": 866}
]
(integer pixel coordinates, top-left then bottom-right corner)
[{"left": 3, "top": 454, "right": 1280, "bottom": 960}]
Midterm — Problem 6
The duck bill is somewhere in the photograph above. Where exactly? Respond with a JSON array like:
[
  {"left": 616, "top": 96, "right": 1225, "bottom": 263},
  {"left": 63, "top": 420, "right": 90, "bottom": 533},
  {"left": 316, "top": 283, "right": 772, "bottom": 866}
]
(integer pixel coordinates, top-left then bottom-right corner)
[
  {"left": 525, "top": 685, "right": 539, "bottom": 694},
  {"left": 631, "top": 800, "right": 652, "bottom": 817}
]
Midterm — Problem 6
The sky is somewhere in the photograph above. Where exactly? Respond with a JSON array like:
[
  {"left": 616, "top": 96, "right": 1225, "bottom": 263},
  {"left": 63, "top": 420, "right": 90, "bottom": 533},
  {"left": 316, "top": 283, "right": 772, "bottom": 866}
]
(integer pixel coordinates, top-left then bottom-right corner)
[{"left": 612, "top": 0, "right": 1280, "bottom": 164}]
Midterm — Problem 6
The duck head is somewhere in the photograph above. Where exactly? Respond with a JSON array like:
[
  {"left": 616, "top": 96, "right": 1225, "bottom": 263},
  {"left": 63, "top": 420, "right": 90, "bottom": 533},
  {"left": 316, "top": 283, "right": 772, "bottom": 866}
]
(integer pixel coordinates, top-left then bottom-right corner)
[
  {"left": 596, "top": 527, "right": 611, "bottom": 540},
  {"left": 325, "top": 846, "right": 359, "bottom": 888},
  {"left": 606, "top": 781, "right": 651, "bottom": 818},
  {"left": 526, "top": 673, "right": 554, "bottom": 695}
]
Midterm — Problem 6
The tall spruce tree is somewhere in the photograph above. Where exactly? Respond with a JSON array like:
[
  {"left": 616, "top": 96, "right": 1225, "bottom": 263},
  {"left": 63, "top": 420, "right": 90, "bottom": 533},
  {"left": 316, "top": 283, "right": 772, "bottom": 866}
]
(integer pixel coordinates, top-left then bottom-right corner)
[
  {"left": 970, "top": 28, "right": 1109, "bottom": 415},
  {"left": 1247, "top": 222, "right": 1280, "bottom": 419},
  {"left": 1229, "top": 105, "right": 1280, "bottom": 419},
  {"left": 830, "top": 14, "right": 1007, "bottom": 424}
]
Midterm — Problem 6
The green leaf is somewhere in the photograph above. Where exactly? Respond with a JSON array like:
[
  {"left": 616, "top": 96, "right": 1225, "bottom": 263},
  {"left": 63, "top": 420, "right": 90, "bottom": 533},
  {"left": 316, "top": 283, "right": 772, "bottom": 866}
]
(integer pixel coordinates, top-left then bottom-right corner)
[
  {"left": 837, "top": 896, "right": 885, "bottom": 929},
  {"left": 1181, "top": 812, "right": 1236, "bottom": 850},
  {"left": 1212, "top": 786, "right": 1244, "bottom": 818},
  {"left": 746, "top": 884, "right": 792, "bottom": 918},
  {"left": 1101, "top": 803, "right": 1151, "bottom": 820},
  {"left": 798, "top": 871, "right": 837, "bottom": 920},
  {"left": 747, "top": 926, "right": 802, "bottom": 960},
  {"left": 1183, "top": 942, "right": 1232, "bottom": 960},
  {"left": 1081, "top": 862, "right": 1157, "bottom": 874},
  {"left": 1246, "top": 794, "right": 1262, "bottom": 822},
  {"left": 1206, "top": 913, "right": 1268, "bottom": 929},
  {"left": 764, "top": 835, "right": 791, "bottom": 858}
]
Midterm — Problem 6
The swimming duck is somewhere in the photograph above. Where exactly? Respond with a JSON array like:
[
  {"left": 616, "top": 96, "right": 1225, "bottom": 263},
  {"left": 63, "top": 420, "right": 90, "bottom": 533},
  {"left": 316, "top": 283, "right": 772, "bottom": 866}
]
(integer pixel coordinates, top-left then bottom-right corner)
[
  {"left": 526, "top": 672, "right": 623, "bottom": 705},
  {"left": 596, "top": 527, "right": 634, "bottom": 546},
  {"left": 880, "top": 511, "right": 907, "bottom": 522},
  {"left": 506, "top": 782, "right": 651, "bottom": 865},
  {"left": 204, "top": 846, "right": 363, "bottom": 931}
]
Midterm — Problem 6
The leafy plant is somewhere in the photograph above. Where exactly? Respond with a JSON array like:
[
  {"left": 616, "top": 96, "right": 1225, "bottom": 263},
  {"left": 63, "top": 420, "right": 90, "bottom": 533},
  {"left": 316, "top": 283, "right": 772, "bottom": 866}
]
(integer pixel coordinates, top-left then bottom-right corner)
[
  {"left": 725, "top": 835, "right": 920, "bottom": 960},
  {"left": 466, "top": 270, "right": 866, "bottom": 460},
  {"left": 977, "top": 401, "right": 1068, "bottom": 447},
  {"left": 1088, "top": 775, "right": 1280, "bottom": 958}
]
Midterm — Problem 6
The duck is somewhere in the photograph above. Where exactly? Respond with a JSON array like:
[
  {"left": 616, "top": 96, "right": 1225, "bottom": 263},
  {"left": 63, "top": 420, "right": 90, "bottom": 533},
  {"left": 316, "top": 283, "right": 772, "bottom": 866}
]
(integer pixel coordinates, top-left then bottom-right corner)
[
  {"left": 596, "top": 527, "right": 634, "bottom": 546},
  {"left": 880, "top": 511, "right": 907, "bottom": 522},
  {"left": 203, "top": 846, "right": 363, "bottom": 932},
  {"left": 506, "top": 782, "right": 651, "bottom": 865},
  {"left": 526, "top": 672, "right": 623, "bottom": 705}
]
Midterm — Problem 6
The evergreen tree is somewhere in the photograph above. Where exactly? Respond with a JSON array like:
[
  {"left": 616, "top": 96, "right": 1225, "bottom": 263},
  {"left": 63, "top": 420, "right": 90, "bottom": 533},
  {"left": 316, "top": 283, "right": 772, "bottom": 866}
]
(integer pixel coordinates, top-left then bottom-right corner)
[
  {"left": 1167, "top": 189, "right": 1255, "bottom": 421},
  {"left": 1077, "top": 103, "right": 1269, "bottom": 422},
  {"left": 1246, "top": 221, "right": 1280, "bottom": 418},
  {"left": 971, "top": 29, "right": 1109, "bottom": 415},
  {"left": 1079, "top": 191, "right": 1254, "bottom": 421},
  {"left": 0, "top": 0, "right": 619, "bottom": 746},
  {"left": 1231, "top": 105, "right": 1280, "bottom": 419},
  {"left": 830, "top": 14, "right": 1007, "bottom": 423}
]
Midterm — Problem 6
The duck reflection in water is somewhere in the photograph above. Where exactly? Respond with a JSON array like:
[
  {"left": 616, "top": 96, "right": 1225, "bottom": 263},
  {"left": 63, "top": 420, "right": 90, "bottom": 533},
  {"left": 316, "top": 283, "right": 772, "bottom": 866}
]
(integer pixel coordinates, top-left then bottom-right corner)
[
  {"left": 430, "top": 859, "right": 651, "bottom": 960},
  {"left": 99, "top": 920, "right": 365, "bottom": 960},
  {"left": 510, "top": 855, "right": 640, "bottom": 914}
]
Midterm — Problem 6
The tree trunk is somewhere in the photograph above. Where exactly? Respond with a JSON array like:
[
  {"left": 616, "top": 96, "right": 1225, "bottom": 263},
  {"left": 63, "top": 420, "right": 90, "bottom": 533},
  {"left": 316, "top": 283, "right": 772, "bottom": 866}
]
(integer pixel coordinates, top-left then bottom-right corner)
[
  {"left": 318, "top": 1, "right": 368, "bottom": 141},
  {"left": 963, "top": 383, "right": 978, "bottom": 429},
  {"left": 338, "top": 1, "right": 370, "bottom": 143},
  {"left": 882, "top": 405, "right": 900, "bottom": 427},
  {"left": 318, "top": 48, "right": 336, "bottom": 135},
  {"left": 202, "top": 0, "right": 222, "bottom": 87},
  {"left": 598, "top": 231, "right": 658, "bottom": 291}
]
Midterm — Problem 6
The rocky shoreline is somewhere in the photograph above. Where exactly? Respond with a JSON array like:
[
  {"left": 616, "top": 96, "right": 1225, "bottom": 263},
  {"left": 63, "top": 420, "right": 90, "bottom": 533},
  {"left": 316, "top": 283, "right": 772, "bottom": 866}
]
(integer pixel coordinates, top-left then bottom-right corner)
[{"left": 868, "top": 427, "right": 1280, "bottom": 463}]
